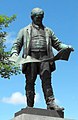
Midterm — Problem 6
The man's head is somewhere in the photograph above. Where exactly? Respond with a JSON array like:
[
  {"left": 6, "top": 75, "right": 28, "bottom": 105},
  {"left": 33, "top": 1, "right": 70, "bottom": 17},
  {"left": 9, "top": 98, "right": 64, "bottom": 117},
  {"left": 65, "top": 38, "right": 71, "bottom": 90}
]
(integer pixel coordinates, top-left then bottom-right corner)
[{"left": 31, "top": 8, "right": 44, "bottom": 26}]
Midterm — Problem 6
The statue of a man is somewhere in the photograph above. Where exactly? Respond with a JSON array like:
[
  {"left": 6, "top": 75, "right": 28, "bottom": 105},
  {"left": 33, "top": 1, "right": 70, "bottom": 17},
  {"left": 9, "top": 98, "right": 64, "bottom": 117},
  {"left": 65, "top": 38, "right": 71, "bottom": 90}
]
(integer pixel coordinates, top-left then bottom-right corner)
[{"left": 11, "top": 8, "right": 74, "bottom": 110}]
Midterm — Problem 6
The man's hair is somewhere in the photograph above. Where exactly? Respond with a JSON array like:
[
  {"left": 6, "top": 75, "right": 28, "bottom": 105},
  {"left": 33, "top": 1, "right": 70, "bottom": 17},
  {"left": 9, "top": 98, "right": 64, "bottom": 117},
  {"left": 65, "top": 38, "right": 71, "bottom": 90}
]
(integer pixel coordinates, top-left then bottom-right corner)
[{"left": 31, "top": 8, "right": 44, "bottom": 19}]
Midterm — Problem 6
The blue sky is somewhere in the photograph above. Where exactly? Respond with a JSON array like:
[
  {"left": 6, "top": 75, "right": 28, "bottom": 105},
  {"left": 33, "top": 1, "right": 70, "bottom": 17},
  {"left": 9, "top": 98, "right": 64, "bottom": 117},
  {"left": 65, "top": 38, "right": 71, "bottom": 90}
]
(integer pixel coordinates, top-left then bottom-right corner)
[{"left": 0, "top": 0, "right": 78, "bottom": 120}]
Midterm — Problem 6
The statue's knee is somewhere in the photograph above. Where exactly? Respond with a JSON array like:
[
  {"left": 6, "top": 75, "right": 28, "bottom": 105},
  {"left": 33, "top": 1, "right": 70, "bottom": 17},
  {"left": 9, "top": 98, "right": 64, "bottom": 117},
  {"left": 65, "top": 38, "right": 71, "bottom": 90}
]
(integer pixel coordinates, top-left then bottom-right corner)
[{"left": 41, "top": 70, "right": 51, "bottom": 80}]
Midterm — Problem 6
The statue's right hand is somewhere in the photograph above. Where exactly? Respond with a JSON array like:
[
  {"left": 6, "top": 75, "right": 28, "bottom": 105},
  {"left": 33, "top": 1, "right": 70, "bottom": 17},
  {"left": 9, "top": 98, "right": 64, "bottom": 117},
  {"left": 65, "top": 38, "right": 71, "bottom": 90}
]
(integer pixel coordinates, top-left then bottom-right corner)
[
  {"left": 9, "top": 53, "right": 19, "bottom": 62},
  {"left": 11, "top": 53, "right": 18, "bottom": 57}
]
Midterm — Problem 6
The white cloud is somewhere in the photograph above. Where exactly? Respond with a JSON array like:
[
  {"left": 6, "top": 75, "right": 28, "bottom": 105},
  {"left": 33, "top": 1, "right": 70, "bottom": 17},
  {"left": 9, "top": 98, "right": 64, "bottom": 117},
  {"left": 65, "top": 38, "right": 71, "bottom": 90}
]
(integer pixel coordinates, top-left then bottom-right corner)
[
  {"left": 1, "top": 92, "right": 26, "bottom": 105},
  {"left": 1, "top": 92, "right": 40, "bottom": 105},
  {"left": 5, "top": 32, "right": 16, "bottom": 45}
]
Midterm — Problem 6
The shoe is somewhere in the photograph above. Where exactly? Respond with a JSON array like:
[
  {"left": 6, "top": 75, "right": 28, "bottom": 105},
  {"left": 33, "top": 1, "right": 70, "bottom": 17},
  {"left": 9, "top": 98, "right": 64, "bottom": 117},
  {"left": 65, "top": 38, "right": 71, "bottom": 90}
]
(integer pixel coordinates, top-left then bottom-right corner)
[{"left": 47, "top": 98, "right": 64, "bottom": 111}]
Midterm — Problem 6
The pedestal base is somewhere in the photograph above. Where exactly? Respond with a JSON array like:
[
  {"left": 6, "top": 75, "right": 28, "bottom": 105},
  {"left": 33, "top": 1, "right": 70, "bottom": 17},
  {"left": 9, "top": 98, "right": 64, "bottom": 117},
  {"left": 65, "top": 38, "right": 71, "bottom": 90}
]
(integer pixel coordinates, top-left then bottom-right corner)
[
  {"left": 9, "top": 107, "right": 65, "bottom": 120},
  {"left": 11, "top": 113, "right": 70, "bottom": 120}
]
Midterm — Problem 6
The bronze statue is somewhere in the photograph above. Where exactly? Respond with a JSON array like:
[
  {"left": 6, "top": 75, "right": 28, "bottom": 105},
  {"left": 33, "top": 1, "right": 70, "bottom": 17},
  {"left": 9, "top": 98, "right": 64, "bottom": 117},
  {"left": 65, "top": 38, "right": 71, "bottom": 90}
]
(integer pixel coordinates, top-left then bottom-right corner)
[{"left": 11, "top": 8, "right": 74, "bottom": 111}]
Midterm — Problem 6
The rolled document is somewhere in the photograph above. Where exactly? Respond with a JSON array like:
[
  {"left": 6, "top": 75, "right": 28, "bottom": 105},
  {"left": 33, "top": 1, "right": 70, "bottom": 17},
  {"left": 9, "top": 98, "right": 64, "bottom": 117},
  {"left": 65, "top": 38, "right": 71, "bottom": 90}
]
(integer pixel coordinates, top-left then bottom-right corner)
[
  {"left": 9, "top": 48, "right": 72, "bottom": 65},
  {"left": 9, "top": 55, "right": 40, "bottom": 65}
]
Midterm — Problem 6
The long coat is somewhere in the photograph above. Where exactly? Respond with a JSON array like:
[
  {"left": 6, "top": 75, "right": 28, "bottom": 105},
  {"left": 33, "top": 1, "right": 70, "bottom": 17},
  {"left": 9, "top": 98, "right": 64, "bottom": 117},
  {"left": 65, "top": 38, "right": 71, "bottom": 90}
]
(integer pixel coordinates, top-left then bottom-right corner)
[{"left": 11, "top": 24, "right": 68, "bottom": 73}]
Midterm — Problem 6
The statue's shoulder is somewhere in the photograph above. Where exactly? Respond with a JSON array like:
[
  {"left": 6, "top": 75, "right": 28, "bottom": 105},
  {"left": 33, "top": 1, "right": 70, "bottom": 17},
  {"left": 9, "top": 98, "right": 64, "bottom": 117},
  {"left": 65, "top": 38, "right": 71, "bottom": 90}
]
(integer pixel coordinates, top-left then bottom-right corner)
[
  {"left": 45, "top": 26, "right": 53, "bottom": 35},
  {"left": 17, "top": 24, "right": 32, "bottom": 36},
  {"left": 23, "top": 24, "right": 32, "bottom": 31}
]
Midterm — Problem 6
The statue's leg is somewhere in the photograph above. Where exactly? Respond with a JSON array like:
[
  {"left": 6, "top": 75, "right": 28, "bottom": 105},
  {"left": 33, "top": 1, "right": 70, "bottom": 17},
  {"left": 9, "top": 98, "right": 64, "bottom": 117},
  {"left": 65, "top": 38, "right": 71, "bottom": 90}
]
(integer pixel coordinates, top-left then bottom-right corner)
[
  {"left": 40, "top": 62, "right": 54, "bottom": 101},
  {"left": 40, "top": 62, "right": 64, "bottom": 111},
  {"left": 25, "top": 63, "right": 37, "bottom": 107}
]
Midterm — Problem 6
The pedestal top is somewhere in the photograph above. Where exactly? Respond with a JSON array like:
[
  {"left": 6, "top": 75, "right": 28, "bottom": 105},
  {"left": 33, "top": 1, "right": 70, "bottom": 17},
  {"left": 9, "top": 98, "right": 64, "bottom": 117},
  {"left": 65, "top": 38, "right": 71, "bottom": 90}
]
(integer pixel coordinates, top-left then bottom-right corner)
[{"left": 15, "top": 107, "right": 64, "bottom": 118}]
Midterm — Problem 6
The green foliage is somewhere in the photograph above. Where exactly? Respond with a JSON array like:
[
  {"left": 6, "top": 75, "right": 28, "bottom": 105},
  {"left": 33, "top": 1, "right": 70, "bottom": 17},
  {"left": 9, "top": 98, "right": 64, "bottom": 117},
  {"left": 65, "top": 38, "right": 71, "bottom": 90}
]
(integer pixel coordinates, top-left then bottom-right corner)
[
  {"left": 0, "top": 14, "right": 16, "bottom": 29},
  {"left": 0, "top": 15, "right": 21, "bottom": 79}
]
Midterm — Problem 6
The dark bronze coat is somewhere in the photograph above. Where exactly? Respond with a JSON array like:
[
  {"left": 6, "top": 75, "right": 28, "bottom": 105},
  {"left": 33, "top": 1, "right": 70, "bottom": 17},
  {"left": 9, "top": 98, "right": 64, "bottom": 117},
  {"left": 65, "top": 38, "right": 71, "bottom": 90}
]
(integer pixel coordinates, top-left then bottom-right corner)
[{"left": 11, "top": 24, "right": 68, "bottom": 73}]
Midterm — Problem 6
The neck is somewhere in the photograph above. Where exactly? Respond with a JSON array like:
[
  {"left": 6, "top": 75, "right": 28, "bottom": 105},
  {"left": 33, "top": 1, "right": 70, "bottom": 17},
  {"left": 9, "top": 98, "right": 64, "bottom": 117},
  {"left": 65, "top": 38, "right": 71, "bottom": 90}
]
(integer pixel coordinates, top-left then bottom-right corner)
[{"left": 32, "top": 22, "right": 44, "bottom": 28}]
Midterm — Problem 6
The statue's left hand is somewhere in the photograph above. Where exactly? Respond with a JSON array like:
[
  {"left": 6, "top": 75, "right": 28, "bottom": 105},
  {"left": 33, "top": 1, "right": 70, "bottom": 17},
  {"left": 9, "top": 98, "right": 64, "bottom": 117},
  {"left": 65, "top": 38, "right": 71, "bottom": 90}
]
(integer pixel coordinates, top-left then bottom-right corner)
[{"left": 67, "top": 45, "right": 74, "bottom": 51}]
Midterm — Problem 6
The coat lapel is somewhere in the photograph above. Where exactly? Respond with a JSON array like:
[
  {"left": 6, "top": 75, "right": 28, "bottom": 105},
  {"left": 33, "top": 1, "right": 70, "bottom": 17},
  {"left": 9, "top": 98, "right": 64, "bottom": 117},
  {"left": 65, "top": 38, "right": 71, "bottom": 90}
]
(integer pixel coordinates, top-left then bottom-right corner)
[
  {"left": 45, "top": 27, "right": 50, "bottom": 57},
  {"left": 45, "top": 27, "right": 54, "bottom": 58},
  {"left": 23, "top": 24, "right": 32, "bottom": 58}
]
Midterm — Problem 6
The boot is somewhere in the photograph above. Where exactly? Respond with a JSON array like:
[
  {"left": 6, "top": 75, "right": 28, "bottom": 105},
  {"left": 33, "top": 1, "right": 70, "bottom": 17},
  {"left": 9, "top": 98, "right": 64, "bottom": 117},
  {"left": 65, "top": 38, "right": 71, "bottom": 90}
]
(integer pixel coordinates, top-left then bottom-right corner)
[
  {"left": 26, "top": 91, "right": 35, "bottom": 107},
  {"left": 47, "top": 96, "right": 64, "bottom": 111}
]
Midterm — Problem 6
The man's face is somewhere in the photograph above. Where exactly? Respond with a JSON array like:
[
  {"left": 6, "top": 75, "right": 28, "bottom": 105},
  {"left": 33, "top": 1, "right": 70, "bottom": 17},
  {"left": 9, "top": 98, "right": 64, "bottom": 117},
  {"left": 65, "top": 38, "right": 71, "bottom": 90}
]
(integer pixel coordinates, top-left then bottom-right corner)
[{"left": 32, "top": 14, "right": 43, "bottom": 26}]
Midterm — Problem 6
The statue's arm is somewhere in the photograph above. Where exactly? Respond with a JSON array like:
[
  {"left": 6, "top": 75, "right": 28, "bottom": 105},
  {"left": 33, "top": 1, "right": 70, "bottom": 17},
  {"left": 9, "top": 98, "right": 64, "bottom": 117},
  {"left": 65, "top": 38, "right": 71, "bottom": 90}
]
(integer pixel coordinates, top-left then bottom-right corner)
[
  {"left": 50, "top": 30, "right": 74, "bottom": 51},
  {"left": 11, "top": 29, "right": 23, "bottom": 55},
  {"left": 50, "top": 30, "right": 69, "bottom": 51}
]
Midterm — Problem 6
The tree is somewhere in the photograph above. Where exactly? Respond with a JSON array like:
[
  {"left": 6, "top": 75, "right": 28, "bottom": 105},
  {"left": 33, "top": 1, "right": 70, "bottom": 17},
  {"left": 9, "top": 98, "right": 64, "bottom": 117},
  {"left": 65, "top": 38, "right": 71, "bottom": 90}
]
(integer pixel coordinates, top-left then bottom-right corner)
[{"left": 0, "top": 15, "right": 20, "bottom": 79}]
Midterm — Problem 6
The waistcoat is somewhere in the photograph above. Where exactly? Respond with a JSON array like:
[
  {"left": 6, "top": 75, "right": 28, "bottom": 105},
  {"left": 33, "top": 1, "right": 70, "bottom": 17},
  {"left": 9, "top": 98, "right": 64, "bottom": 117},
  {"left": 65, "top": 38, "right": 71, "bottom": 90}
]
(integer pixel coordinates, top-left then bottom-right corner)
[{"left": 31, "top": 25, "right": 47, "bottom": 51}]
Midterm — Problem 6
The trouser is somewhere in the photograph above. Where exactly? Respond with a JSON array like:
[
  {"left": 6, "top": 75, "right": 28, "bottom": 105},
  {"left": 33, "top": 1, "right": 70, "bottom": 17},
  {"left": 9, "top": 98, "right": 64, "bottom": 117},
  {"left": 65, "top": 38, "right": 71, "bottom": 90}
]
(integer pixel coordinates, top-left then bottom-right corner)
[{"left": 25, "top": 51, "right": 54, "bottom": 107}]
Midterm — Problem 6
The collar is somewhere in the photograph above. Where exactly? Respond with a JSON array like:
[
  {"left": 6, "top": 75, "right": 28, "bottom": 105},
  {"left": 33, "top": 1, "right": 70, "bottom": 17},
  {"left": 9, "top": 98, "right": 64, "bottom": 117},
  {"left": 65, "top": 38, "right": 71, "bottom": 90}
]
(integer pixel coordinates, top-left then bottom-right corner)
[{"left": 32, "top": 23, "right": 44, "bottom": 30}]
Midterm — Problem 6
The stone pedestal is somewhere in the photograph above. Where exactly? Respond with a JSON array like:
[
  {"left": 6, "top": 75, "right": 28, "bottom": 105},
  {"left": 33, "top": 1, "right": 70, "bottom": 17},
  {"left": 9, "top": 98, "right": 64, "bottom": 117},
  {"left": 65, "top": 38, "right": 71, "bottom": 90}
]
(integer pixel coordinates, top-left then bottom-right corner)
[
  {"left": 11, "top": 114, "right": 71, "bottom": 120},
  {"left": 15, "top": 107, "right": 64, "bottom": 118},
  {"left": 11, "top": 107, "right": 67, "bottom": 120}
]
